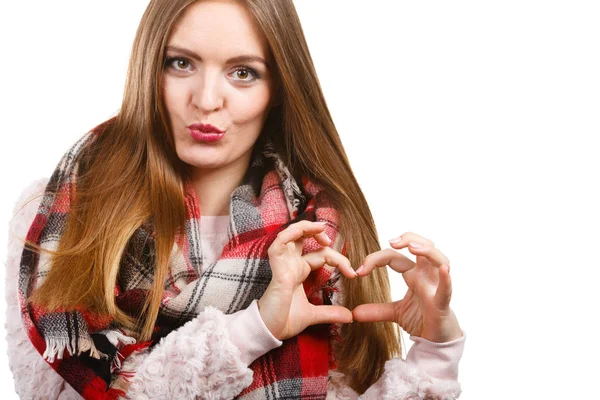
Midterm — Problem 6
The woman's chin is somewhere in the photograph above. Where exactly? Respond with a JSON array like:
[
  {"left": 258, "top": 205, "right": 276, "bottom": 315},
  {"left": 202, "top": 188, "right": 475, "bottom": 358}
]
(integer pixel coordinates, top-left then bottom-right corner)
[
  {"left": 186, "top": 159, "right": 227, "bottom": 170},
  {"left": 178, "top": 149, "right": 227, "bottom": 170}
]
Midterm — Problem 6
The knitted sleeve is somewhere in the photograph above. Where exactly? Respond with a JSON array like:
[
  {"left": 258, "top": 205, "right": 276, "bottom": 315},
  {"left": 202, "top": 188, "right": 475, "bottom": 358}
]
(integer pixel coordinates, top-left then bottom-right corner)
[
  {"left": 326, "top": 276, "right": 466, "bottom": 399},
  {"left": 6, "top": 179, "right": 281, "bottom": 400}
]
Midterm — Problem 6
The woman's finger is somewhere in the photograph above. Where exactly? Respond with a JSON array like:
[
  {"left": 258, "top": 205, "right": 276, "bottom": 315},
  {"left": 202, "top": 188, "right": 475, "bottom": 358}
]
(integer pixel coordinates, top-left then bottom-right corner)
[
  {"left": 312, "top": 221, "right": 334, "bottom": 247},
  {"left": 311, "top": 304, "right": 353, "bottom": 325},
  {"left": 352, "top": 302, "right": 396, "bottom": 322},
  {"left": 303, "top": 247, "right": 355, "bottom": 279},
  {"left": 388, "top": 234, "right": 450, "bottom": 267},
  {"left": 389, "top": 232, "right": 434, "bottom": 248},
  {"left": 269, "top": 221, "right": 328, "bottom": 257},
  {"left": 407, "top": 242, "right": 449, "bottom": 267},
  {"left": 433, "top": 264, "right": 453, "bottom": 310},
  {"left": 356, "top": 248, "right": 415, "bottom": 276},
  {"left": 287, "top": 220, "right": 332, "bottom": 247}
]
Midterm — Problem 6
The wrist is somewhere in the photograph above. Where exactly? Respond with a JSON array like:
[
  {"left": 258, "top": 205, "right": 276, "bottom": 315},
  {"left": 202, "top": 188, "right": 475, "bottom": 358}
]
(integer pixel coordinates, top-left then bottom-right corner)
[
  {"left": 257, "top": 287, "right": 288, "bottom": 340},
  {"left": 421, "top": 313, "right": 462, "bottom": 343}
]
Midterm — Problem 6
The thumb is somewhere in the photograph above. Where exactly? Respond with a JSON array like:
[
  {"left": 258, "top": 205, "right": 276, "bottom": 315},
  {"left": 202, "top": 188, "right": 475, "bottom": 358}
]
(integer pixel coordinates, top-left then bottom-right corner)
[
  {"left": 310, "top": 305, "right": 353, "bottom": 326},
  {"left": 433, "top": 264, "right": 452, "bottom": 310}
]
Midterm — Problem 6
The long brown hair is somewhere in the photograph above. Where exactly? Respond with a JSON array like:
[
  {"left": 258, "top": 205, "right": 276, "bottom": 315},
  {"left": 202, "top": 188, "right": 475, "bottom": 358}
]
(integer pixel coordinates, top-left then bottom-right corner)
[{"left": 26, "top": 0, "right": 400, "bottom": 393}]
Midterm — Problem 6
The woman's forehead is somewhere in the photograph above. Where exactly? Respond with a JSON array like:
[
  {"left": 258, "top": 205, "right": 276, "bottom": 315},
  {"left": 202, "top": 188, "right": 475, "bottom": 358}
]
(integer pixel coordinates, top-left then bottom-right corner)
[{"left": 168, "top": 0, "right": 270, "bottom": 61}]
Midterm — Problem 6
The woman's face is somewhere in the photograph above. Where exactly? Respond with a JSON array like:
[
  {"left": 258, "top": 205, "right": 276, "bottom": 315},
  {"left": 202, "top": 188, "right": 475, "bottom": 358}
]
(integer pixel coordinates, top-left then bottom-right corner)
[{"left": 162, "top": 0, "right": 278, "bottom": 174}]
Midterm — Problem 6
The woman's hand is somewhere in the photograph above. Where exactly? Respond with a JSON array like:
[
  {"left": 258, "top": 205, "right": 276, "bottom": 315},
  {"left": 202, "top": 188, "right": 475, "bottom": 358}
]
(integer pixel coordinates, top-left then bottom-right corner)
[
  {"left": 258, "top": 221, "right": 355, "bottom": 341},
  {"left": 352, "top": 232, "right": 463, "bottom": 343}
]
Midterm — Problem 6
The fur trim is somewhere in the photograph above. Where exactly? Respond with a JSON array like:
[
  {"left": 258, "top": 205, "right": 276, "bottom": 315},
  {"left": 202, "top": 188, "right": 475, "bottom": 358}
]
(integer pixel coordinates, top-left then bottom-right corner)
[
  {"left": 124, "top": 306, "right": 253, "bottom": 400},
  {"left": 327, "top": 358, "right": 461, "bottom": 400},
  {"left": 365, "top": 357, "right": 461, "bottom": 399}
]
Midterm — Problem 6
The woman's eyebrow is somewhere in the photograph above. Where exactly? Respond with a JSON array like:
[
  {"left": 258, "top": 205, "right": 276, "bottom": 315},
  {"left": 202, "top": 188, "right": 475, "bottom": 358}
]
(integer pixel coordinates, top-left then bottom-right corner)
[{"left": 166, "top": 45, "right": 269, "bottom": 69}]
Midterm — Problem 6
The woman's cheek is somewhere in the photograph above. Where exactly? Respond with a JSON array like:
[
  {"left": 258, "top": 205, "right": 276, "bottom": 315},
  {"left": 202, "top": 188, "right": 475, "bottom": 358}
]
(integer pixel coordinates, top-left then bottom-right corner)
[
  {"left": 231, "top": 92, "right": 271, "bottom": 123},
  {"left": 162, "top": 77, "right": 188, "bottom": 118}
]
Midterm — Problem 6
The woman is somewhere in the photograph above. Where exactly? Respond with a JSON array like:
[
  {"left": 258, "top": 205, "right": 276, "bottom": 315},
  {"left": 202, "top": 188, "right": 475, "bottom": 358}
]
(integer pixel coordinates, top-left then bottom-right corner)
[{"left": 7, "top": 0, "right": 465, "bottom": 398}]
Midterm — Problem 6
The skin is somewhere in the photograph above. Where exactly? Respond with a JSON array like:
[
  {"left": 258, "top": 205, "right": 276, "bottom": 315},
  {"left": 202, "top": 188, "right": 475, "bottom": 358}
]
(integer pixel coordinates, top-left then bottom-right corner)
[
  {"left": 162, "top": 0, "right": 462, "bottom": 343},
  {"left": 353, "top": 232, "right": 463, "bottom": 343},
  {"left": 261, "top": 222, "right": 463, "bottom": 343},
  {"left": 162, "top": 0, "right": 280, "bottom": 216},
  {"left": 258, "top": 222, "right": 355, "bottom": 340}
]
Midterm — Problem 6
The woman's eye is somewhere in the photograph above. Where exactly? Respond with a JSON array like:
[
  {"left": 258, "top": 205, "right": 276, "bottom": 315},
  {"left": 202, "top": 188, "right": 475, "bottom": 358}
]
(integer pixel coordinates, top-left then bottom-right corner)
[
  {"left": 165, "top": 57, "right": 193, "bottom": 72},
  {"left": 175, "top": 59, "right": 190, "bottom": 69},
  {"left": 232, "top": 67, "right": 260, "bottom": 83}
]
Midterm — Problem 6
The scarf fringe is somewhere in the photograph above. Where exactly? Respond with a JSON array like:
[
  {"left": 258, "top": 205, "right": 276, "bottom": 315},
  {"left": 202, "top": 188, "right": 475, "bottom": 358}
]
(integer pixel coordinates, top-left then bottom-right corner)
[
  {"left": 43, "top": 337, "right": 108, "bottom": 363},
  {"left": 101, "top": 329, "right": 137, "bottom": 347},
  {"left": 95, "top": 329, "right": 138, "bottom": 372},
  {"left": 111, "top": 350, "right": 123, "bottom": 372}
]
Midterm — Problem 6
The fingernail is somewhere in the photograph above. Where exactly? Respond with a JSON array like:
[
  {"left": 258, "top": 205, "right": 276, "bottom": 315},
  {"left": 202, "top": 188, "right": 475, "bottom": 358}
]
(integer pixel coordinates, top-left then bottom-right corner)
[
  {"left": 324, "top": 233, "right": 332, "bottom": 244},
  {"left": 389, "top": 236, "right": 402, "bottom": 244},
  {"left": 315, "top": 221, "right": 328, "bottom": 225},
  {"left": 409, "top": 241, "right": 423, "bottom": 249},
  {"left": 355, "top": 265, "right": 364, "bottom": 275}
]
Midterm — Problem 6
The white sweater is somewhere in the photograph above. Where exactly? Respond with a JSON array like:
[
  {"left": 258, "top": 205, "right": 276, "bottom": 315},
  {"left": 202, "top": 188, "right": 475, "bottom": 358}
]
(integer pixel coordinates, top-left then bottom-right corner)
[{"left": 5, "top": 179, "right": 466, "bottom": 399}]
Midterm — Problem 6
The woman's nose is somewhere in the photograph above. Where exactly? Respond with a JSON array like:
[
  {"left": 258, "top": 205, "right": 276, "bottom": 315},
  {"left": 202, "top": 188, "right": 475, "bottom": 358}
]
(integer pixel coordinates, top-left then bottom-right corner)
[{"left": 190, "top": 71, "right": 224, "bottom": 112}]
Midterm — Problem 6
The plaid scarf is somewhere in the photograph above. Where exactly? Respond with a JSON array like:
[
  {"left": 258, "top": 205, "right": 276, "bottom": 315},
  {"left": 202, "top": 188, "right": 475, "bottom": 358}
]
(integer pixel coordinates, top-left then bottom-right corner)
[{"left": 18, "top": 122, "right": 345, "bottom": 399}]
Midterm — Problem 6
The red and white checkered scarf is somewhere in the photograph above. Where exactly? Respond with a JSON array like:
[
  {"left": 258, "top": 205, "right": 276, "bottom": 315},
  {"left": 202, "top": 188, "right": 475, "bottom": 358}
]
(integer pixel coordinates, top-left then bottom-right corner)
[{"left": 18, "top": 122, "right": 345, "bottom": 399}]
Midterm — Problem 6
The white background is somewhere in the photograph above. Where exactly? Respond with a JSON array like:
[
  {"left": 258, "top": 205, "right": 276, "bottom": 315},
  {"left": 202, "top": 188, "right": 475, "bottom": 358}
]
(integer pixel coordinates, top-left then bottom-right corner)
[{"left": 1, "top": 1, "right": 599, "bottom": 399}]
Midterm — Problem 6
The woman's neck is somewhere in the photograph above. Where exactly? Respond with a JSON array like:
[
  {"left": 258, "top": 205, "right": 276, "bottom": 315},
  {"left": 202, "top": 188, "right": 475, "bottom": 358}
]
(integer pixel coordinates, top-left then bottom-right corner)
[{"left": 190, "top": 155, "right": 250, "bottom": 217}]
